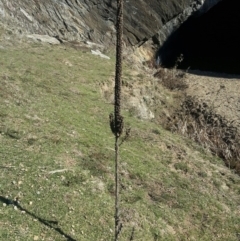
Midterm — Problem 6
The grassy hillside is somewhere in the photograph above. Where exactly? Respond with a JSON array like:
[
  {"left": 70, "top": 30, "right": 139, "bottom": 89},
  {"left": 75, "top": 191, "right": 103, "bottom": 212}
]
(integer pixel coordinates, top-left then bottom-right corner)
[{"left": 0, "top": 42, "right": 240, "bottom": 241}]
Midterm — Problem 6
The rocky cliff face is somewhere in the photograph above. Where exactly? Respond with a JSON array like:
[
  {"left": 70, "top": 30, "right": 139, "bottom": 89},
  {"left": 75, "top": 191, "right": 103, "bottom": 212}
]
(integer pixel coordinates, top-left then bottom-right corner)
[
  {"left": 2, "top": 0, "right": 234, "bottom": 74},
  {"left": 0, "top": 0, "right": 195, "bottom": 46}
]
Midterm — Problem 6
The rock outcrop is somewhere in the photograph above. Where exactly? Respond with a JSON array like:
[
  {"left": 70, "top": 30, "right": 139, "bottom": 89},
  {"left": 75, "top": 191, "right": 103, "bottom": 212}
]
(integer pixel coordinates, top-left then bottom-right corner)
[
  {"left": 0, "top": 0, "right": 195, "bottom": 46},
  {"left": 2, "top": 0, "right": 235, "bottom": 74}
]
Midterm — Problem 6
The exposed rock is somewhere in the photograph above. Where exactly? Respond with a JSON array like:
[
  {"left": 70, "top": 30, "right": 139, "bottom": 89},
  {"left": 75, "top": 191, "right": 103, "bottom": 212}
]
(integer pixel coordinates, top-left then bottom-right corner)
[
  {"left": 85, "top": 41, "right": 105, "bottom": 51},
  {"left": 197, "top": 0, "right": 222, "bottom": 15},
  {"left": 2, "top": 0, "right": 235, "bottom": 74},
  {"left": 91, "top": 49, "right": 110, "bottom": 60},
  {"left": 0, "top": 0, "right": 195, "bottom": 47},
  {"left": 27, "top": 34, "right": 60, "bottom": 44},
  {"left": 129, "top": 96, "right": 155, "bottom": 120}
]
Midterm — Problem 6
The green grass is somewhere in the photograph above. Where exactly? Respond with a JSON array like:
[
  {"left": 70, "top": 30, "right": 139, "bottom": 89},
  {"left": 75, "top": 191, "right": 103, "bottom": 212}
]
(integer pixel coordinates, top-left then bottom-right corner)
[{"left": 0, "top": 43, "right": 240, "bottom": 241}]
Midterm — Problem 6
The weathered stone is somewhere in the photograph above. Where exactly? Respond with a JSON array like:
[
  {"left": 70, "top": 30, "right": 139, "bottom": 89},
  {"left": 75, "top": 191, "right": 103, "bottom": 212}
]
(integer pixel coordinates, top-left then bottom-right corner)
[
  {"left": 91, "top": 50, "right": 110, "bottom": 60},
  {"left": 2, "top": 0, "right": 236, "bottom": 74},
  {"left": 85, "top": 41, "right": 105, "bottom": 51},
  {"left": 27, "top": 34, "right": 60, "bottom": 44},
  {"left": 0, "top": 0, "right": 194, "bottom": 46}
]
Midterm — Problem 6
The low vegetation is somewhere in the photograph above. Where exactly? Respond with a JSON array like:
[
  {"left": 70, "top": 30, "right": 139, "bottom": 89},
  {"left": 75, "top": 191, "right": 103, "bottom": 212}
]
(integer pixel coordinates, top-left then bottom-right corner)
[
  {"left": 167, "top": 96, "right": 240, "bottom": 174},
  {"left": 0, "top": 41, "right": 240, "bottom": 241},
  {"left": 153, "top": 59, "right": 240, "bottom": 175}
]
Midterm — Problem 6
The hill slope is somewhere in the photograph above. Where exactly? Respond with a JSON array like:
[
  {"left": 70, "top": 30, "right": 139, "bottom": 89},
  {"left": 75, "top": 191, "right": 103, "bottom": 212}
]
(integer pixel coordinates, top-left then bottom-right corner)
[{"left": 0, "top": 39, "right": 240, "bottom": 240}]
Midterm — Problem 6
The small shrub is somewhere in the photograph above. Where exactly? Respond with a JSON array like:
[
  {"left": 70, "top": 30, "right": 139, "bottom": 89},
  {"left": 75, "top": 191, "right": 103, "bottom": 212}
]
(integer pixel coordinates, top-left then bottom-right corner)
[
  {"left": 153, "top": 54, "right": 188, "bottom": 91},
  {"left": 153, "top": 67, "right": 188, "bottom": 91},
  {"left": 198, "top": 171, "right": 208, "bottom": 178},
  {"left": 174, "top": 162, "right": 189, "bottom": 173}
]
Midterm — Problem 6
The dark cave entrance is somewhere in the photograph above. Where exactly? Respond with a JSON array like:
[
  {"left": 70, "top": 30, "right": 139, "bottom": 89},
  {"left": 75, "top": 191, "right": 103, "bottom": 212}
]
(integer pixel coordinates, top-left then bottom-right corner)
[{"left": 157, "top": 0, "right": 240, "bottom": 75}]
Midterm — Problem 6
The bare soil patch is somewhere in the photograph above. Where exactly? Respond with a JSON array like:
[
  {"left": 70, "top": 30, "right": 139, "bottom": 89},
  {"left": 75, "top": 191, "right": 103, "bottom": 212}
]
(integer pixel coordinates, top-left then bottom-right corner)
[{"left": 185, "top": 70, "right": 240, "bottom": 129}]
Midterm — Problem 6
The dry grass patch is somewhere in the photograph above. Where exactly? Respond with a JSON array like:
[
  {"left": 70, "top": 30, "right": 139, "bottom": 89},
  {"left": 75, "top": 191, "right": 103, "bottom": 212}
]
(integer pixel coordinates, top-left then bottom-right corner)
[{"left": 166, "top": 96, "right": 240, "bottom": 174}]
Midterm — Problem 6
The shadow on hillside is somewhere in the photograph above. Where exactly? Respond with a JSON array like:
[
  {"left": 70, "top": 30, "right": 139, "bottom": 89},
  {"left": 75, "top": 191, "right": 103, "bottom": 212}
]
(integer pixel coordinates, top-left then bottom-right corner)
[{"left": 0, "top": 196, "right": 77, "bottom": 241}]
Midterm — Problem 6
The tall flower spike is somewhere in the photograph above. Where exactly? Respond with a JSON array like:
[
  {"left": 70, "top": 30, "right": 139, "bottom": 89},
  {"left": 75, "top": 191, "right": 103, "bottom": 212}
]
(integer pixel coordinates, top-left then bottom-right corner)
[
  {"left": 116, "top": 115, "right": 124, "bottom": 137},
  {"left": 109, "top": 113, "right": 115, "bottom": 134}
]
